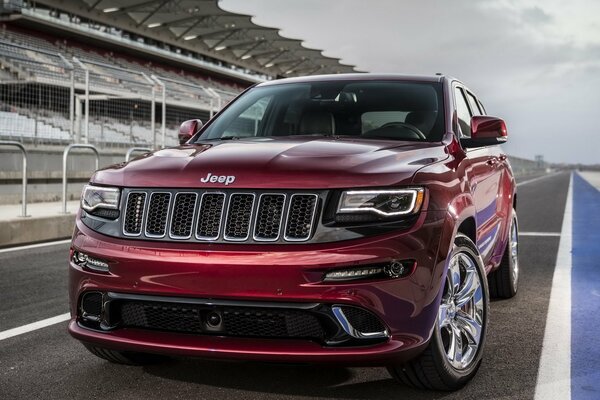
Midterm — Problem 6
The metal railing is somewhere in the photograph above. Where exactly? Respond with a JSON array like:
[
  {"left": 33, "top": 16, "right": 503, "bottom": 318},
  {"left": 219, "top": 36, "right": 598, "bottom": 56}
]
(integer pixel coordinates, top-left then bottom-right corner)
[
  {"left": 125, "top": 147, "right": 152, "bottom": 162},
  {"left": 61, "top": 144, "right": 99, "bottom": 214},
  {"left": 0, "top": 141, "right": 29, "bottom": 217}
]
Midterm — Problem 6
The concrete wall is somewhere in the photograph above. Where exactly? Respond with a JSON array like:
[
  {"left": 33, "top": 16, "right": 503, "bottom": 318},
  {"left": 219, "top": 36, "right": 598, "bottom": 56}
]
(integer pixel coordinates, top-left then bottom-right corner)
[
  {"left": 0, "top": 146, "right": 132, "bottom": 204},
  {"left": 0, "top": 214, "right": 74, "bottom": 247},
  {"left": 0, "top": 146, "right": 127, "bottom": 180},
  {"left": 508, "top": 155, "right": 548, "bottom": 177}
]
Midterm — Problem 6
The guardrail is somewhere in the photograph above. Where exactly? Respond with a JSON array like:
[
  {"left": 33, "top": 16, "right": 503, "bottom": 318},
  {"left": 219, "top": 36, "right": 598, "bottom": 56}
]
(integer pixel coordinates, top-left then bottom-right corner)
[
  {"left": 125, "top": 147, "right": 152, "bottom": 162},
  {"left": 62, "top": 144, "right": 99, "bottom": 214},
  {"left": 0, "top": 141, "right": 29, "bottom": 217}
]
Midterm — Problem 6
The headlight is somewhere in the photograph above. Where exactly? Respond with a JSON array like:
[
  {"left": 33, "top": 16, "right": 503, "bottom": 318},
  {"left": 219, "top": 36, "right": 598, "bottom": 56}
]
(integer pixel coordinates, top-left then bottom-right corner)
[
  {"left": 337, "top": 188, "right": 425, "bottom": 217},
  {"left": 81, "top": 185, "right": 120, "bottom": 218}
]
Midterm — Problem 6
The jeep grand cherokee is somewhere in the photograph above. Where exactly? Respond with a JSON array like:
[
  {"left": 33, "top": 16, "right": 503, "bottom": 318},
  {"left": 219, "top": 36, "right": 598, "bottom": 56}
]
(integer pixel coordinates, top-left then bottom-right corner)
[{"left": 69, "top": 74, "right": 518, "bottom": 391}]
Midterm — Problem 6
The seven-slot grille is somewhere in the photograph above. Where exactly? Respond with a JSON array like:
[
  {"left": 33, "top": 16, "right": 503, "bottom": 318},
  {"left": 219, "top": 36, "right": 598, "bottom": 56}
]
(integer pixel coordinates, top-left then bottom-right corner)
[{"left": 122, "top": 190, "right": 319, "bottom": 243}]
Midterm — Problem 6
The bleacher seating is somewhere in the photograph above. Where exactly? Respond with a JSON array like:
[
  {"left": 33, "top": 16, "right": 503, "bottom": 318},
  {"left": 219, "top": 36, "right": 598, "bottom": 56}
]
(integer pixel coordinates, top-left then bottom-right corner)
[
  {"left": 0, "top": 26, "right": 234, "bottom": 147},
  {"left": 0, "top": 110, "right": 70, "bottom": 143}
]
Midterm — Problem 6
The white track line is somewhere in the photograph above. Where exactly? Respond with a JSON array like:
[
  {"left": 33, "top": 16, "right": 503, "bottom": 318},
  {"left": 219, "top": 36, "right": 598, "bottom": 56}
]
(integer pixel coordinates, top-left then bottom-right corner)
[
  {"left": 517, "top": 172, "right": 560, "bottom": 187},
  {"left": 0, "top": 239, "right": 71, "bottom": 254},
  {"left": 0, "top": 313, "right": 70, "bottom": 341},
  {"left": 520, "top": 232, "right": 561, "bottom": 237},
  {"left": 534, "top": 172, "right": 572, "bottom": 400}
]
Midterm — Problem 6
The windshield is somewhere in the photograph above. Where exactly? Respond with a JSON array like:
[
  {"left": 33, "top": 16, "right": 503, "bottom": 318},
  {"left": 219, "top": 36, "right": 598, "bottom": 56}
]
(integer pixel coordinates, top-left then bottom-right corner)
[{"left": 196, "top": 80, "right": 445, "bottom": 142}]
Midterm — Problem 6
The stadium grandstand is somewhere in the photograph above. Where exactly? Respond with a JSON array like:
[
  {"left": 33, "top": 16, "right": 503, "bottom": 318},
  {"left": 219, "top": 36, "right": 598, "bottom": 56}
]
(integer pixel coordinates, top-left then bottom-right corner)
[{"left": 0, "top": 0, "right": 356, "bottom": 149}]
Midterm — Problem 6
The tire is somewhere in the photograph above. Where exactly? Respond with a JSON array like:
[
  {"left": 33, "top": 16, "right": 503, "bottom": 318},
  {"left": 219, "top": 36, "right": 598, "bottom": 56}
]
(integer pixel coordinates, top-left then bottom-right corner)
[
  {"left": 83, "top": 343, "right": 166, "bottom": 365},
  {"left": 488, "top": 208, "right": 519, "bottom": 299},
  {"left": 387, "top": 234, "right": 490, "bottom": 391}
]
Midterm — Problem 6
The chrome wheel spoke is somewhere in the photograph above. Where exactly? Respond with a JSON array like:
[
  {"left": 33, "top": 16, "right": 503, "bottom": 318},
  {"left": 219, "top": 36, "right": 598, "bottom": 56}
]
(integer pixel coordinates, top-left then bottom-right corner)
[
  {"left": 455, "top": 270, "right": 478, "bottom": 308},
  {"left": 448, "top": 324, "right": 463, "bottom": 366},
  {"left": 448, "top": 258, "right": 461, "bottom": 297},
  {"left": 455, "top": 312, "right": 482, "bottom": 346},
  {"left": 438, "top": 303, "right": 451, "bottom": 327}
]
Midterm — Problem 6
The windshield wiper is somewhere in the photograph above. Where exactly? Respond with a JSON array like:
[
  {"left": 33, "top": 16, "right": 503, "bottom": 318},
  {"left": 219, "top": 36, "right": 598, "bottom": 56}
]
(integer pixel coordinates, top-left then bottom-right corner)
[{"left": 197, "top": 136, "right": 240, "bottom": 141}]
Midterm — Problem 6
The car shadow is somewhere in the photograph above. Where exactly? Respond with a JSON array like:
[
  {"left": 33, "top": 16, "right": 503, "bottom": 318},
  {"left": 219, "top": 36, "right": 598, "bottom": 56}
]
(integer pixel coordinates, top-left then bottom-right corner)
[{"left": 144, "top": 358, "right": 452, "bottom": 399}]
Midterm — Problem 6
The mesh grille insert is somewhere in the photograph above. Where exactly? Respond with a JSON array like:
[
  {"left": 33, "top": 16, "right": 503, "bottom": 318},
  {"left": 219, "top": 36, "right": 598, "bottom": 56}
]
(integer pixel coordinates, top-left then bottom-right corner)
[
  {"left": 145, "top": 193, "right": 171, "bottom": 237},
  {"left": 224, "top": 194, "right": 254, "bottom": 240},
  {"left": 170, "top": 193, "right": 197, "bottom": 238},
  {"left": 340, "top": 306, "right": 386, "bottom": 334},
  {"left": 222, "top": 307, "right": 324, "bottom": 339},
  {"left": 285, "top": 194, "right": 318, "bottom": 241},
  {"left": 117, "top": 301, "right": 326, "bottom": 340},
  {"left": 121, "top": 302, "right": 202, "bottom": 333},
  {"left": 254, "top": 194, "right": 285, "bottom": 240},
  {"left": 196, "top": 193, "right": 225, "bottom": 240},
  {"left": 81, "top": 292, "right": 103, "bottom": 316},
  {"left": 123, "top": 192, "right": 146, "bottom": 235}
]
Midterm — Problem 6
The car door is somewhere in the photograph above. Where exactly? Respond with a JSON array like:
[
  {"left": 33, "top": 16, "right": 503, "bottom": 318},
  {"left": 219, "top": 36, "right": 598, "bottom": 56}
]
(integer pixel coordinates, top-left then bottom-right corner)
[{"left": 454, "top": 85, "right": 502, "bottom": 267}]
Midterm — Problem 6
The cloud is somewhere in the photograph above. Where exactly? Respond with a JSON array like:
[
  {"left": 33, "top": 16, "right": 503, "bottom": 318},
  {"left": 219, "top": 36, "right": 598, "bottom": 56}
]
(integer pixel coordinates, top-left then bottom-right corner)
[
  {"left": 521, "top": 6, "right": 553, "bottom": 25},
  {"left": 221, "top": 0, "right": 600, "bottom": 164}
]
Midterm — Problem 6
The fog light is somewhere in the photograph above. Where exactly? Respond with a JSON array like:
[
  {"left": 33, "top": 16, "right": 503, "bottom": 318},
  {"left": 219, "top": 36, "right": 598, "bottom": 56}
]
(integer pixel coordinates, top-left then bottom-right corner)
[
  {"left": 384, "top": 260, "right": 415, "bottom": 278},
  {"left": 323, "top": 260, "right": 416, "bottom": 282},
  {"left": 73, "top": 251, "right": 109, "bottom": 272},
  {"left": 76, "top": 251, "right": 88, "bottom": 263}
]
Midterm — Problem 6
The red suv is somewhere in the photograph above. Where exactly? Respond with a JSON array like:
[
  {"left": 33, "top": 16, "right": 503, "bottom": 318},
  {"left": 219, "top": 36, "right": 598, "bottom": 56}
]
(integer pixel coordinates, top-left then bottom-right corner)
[{"left": 69, "top": 74, "right": 518, "bottom": 391}]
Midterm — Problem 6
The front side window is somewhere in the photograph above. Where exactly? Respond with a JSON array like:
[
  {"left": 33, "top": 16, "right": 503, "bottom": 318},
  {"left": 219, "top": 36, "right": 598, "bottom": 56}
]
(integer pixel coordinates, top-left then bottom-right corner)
[
  {"left": 197, "top": 81, "right": 445, "bottom": 142},
  {"left": 454, "top": 87, "right": 472, "bottom": 137},
  {"left": 466, "top": 92, "right": 483, "bottom": 116}
]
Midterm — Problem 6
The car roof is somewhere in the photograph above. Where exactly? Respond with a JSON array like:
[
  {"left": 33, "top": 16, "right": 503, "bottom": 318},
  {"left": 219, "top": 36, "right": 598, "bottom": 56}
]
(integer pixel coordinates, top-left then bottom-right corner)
[{"left": 256, "top": 73, "right": 450, "bottom": 87}]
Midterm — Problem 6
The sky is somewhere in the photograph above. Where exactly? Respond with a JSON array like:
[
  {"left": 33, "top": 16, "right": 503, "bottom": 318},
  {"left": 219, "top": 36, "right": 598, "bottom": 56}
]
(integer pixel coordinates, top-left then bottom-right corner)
[{"left": 220, "top": 0, "right": 600, "bottom": 165}]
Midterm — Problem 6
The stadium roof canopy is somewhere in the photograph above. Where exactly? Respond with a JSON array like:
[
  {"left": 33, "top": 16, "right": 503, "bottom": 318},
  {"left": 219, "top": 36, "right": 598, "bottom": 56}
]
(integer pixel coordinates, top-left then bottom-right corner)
[{"left": 32, "top": 0, "right": 357, "bottom": 79}]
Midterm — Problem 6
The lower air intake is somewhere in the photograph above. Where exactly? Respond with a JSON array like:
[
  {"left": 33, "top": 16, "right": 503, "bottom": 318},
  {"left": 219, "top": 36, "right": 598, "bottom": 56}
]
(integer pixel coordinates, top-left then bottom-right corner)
[
  {"left": 81, "top": 292, "right": 103, "bottom": 316},
  {"left": 118, "top": 301, "right": 326, "bottom": 341},
  {"left": 339, "top": 306, "right": 386, "bottom": 334}
]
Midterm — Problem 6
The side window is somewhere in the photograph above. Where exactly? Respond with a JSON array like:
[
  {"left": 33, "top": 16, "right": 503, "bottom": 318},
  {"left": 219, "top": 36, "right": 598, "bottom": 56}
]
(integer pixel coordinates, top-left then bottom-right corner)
[
  {"left": 222, "top": 96, "right": 272, "bottom": 137},
  {"left": 466, "top": 92, "right": 483, "bottom": 116},
  {"left": 477, "top": 99, "right": 487, "bottom": 115},
  {"left": 454, "top": 87, "right": 472, "bottom": 137}
]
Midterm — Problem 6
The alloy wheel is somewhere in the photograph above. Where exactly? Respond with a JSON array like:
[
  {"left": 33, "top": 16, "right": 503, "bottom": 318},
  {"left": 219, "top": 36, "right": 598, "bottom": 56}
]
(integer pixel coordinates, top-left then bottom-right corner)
[
  {"left": 438, "top": 252, "right": 485, "bottom": 370},
  {"left": 510, "top": 217, "right": 519, "bottom": 289}
]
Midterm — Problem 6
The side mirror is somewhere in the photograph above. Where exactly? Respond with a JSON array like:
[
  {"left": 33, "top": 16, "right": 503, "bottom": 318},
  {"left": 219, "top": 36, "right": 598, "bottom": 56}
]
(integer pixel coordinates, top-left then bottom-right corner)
[
  {"left": 461, "top": 116, "right": 507, "bottom": 148},
  {"left": 178, "top": 119, "right": 203, "bottom": 145}
]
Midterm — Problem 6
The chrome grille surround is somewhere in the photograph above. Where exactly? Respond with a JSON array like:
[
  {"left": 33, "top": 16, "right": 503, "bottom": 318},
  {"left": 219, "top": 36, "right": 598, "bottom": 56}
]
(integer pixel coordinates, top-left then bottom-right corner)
[
  {"left": 253, "top": 193, "right": 286, "bottom": 242},
  {"left": 120, "top": 189, "right": 320, "bottom": 244},
  {"left": 123, "top": 192, "right": 147, "bottom": 237},
  {"left": 168, "top": 192, "right": 198, "bottom": 240},
  {"left": 144, "top": 192, "right": 172, "bottom": 238},
  {"left": 223, "top": 193, "right": 256, "bottom": 241},
  {"left": 195, "top": 192, "right": 226, "bottom": 241},
  {"left": 284, "top": 194, "right": 319, "bottom": 242}
]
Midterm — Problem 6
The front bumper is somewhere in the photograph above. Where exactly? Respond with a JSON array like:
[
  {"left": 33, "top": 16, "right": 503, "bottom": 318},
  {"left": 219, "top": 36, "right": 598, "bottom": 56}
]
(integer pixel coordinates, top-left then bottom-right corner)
[{"left": 69, "top": 210, "right": 448, "bottom": 365}]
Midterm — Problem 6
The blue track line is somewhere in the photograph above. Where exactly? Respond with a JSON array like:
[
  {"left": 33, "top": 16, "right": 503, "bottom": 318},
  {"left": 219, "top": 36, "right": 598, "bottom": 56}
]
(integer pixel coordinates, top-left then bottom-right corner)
[{"left": 571, "top": 173, "right": 600, "bottom": 399}]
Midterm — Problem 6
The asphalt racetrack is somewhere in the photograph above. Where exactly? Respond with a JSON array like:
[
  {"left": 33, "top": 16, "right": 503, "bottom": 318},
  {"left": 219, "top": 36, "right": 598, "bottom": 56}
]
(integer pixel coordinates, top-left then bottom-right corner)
[{"left": 1, "top": 171, "right": 597, "bottom": 400}]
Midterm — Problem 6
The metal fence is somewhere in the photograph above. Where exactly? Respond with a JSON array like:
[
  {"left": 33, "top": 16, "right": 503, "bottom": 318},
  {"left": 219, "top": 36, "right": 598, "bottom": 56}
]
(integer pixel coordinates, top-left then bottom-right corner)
[{"left": 0, "top": 37, "right": 237, "bottom": 149}]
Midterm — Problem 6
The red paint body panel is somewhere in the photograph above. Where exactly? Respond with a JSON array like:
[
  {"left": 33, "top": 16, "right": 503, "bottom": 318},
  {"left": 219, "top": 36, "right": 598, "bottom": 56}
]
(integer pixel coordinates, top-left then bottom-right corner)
[
  {"left": 92, "top": 138, "right": 447, "bottom": 189},
  {"left": 68, "top": 74, "right": 516, "bottom": 365}
]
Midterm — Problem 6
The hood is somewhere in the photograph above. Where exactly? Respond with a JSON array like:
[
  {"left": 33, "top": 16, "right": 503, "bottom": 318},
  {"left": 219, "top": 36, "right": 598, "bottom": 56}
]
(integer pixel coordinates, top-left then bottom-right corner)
[{"left": 92, "top": 137, "right": 448, "bottom": 189}]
